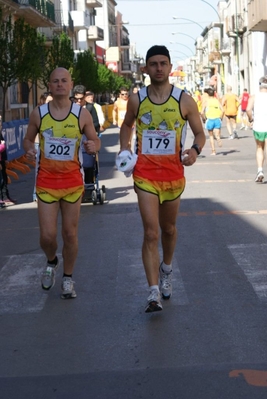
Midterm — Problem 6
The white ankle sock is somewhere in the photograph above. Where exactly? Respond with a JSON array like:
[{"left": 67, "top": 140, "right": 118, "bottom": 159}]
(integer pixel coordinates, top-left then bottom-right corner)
[
  {"left": 161, "top": 262, "right": 172, "bottom": 273},
  {"left": 149, "top": 285, "right": 159, "bottom": 292}
]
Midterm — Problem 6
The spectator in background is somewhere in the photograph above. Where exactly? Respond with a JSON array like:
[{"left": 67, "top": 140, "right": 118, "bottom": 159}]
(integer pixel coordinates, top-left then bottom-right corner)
[
  {"left": 0, "top": 130, "right": 16, "bottom": 205},
  {"left": 222, "top": 85, "right": 240, "bottom": 139},
  {"left": 246, "top": 75, "right": 267, "bottom": 183},
  {"left": 38, "top": 92, "right": 53, "bottom": 106},
  {"left": 73, "top": 85, "right": 100, "bottom": 134},
  {"left": 112, "top": 87, "right": 129, "bottom": 127},
  {"left": 239, "top": 88, "right": 250, "bottom": 130},
  {"left": 85, "top": 91, "right": 105, "bottom": 133}
]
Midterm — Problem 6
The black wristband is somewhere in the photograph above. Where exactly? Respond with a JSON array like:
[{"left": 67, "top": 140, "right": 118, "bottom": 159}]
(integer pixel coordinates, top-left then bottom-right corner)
[{"left": 191, "top": 144, "right": 201, "bottom": 155}]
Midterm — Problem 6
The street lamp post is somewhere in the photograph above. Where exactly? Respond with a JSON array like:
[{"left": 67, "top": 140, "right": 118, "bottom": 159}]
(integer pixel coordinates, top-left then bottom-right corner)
[
  {"left": 169, "top": 50, "right": 192, "bottom": 59},
  {"left": 170, "top": 42, "right": 195, "bottom": 56},
  {"left": 171, "top": 32, "right": 196, "bottom": 42},
  {"left": 172, "top": 17, "right": 204, "bottom": 31},
  {"left": 200, "top": 0, "right": 221, "bottom": 22}
]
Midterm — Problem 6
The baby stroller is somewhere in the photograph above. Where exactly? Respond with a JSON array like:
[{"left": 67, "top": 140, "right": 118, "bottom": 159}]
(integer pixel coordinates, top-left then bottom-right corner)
[{"left": 81, "top": 135, "right": 106, "bottom": 205}]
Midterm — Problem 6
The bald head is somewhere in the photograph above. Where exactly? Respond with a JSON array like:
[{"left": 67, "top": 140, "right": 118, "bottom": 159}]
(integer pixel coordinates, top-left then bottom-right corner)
[
  {"left": 48, "top": 68, "right": 73, "bottom": 98},
  {"left": 49, "top": 67, "right": 71, "bottom": 81}
]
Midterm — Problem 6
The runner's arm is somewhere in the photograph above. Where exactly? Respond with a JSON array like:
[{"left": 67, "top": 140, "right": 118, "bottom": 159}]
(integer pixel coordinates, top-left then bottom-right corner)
[
  {"left": 119, "top": 95, "right": 138, "bottom": 152},
  {"left": 23, "top": 107, "right": 40, "bottom": 160}
]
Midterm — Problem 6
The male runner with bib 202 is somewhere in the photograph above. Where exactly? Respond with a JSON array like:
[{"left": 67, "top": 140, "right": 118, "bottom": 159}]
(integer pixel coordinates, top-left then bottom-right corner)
[{"left": 24, "top": 67, "right": 101, "bottom": 299}]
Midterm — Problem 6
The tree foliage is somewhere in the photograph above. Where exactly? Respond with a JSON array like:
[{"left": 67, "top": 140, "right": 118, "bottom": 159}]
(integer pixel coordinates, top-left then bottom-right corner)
[
  {"left": 0, "top": 12, "right": 18, "bottom": 120},
  {"left": 40, "top": 32, "right": 74, "bottom": 89},
  {"left": 73, "top": 50, "right": 99, "bottom": 92},
  {"left": 13, "top": 18, "right": 46, "bottom": 91}
]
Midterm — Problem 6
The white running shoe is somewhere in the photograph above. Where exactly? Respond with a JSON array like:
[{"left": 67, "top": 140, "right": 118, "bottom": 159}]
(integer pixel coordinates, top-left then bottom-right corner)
[
  {"left": 145, "top": 290, "right": 162, "bottom": 313},
  {"left": 41, "top": 258, "right": 59, "bottom": 290},
  {"left": 159, "top": 264, "right": 172, "bottom": 299},
  {"left": 61, "top": 277, "right": 77, "bottom": 299},
  {"left": 255, "top": 171, "right": 264, "bottom": 183}
]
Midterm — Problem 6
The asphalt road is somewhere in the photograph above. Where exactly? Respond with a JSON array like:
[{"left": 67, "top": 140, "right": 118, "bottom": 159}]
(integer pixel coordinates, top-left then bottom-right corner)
[{"left": 1, "top": 123, "right": 267, "bottom": 398}]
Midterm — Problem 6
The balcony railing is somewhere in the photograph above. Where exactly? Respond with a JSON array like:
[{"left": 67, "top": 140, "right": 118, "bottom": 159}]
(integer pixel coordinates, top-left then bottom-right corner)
[
  {"left": 86, "top": 0, "right": 102, "bottom": 8},
  {"left": 88, "top": 25, "right": 104, "bottom": 41},
  {"left": 11, "top": 0, "right": 56, "bottom": 27},
  {"left": 39, "top": 11, "right": 74, "bottom": 40}
]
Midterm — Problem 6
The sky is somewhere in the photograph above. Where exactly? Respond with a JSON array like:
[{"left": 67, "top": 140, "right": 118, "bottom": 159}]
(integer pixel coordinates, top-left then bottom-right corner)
[{"left": 115, "top": 0, "right": 222, "bottom": 65}]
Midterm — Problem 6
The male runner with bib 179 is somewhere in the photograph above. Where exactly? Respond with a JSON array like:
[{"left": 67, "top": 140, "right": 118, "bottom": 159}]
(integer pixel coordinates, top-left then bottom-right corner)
[{"left": 119, "top": 45, "right": 206, "bottom": 313}]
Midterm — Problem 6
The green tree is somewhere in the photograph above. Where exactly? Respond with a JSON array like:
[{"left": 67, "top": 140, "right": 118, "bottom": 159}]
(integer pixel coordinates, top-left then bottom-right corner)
[
  {"left": 40, "top": 32, "right": 74, "bottom": 89},
  {"left": 0, "top": 11, "right": 18, "bottom": 121},
  {"left": 97, "top": 64, "right": 112, "bottom": 93},
  {"left": 13, "top": 18, "right": 46, "bottom": 97},
  {"left": 73, "top": 50, "right": 98, "bottom": 92},
  {"left": 109, "top": 73, "right": 131, "bottom": 94},
  {"left": 0, "top": 9, "right": 47, "bottom": 120}
]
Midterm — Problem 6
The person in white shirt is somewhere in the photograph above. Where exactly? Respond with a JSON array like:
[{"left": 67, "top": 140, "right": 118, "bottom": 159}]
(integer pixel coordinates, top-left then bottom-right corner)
[
  {"left": 247, "top": 76, "right": 267, "bottom": 183},
  {"left": 85, "top": 91, "right": 105, "bottom": 133}
]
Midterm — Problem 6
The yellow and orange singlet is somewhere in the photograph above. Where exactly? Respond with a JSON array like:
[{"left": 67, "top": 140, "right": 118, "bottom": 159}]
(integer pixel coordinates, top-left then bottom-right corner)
[
  {"left": 36, "top": 102, "right": 84, "bottom": 190},
  {"left": 134, "top": 86, "right": 187, "bottom": 181}
]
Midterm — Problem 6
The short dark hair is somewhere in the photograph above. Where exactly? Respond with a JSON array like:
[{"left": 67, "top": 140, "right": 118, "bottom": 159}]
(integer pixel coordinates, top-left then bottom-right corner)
[
  {"left": 120, "top": 87, "right": 128, "bottom": 92},
  {"left": 259, "top": 76, "right": 267, "bottom": 87},
  {"left": 85, "top": 90, "right": 94, "bottom": 96},
  {"left": 146, "top": 45, "right": 171, "bottom": 63},
  {"left": 73, "top": 85, "right": 86, "bottom": 95},
  {"left": 207, "top": 88, "right": 215, "bottom": 97}
]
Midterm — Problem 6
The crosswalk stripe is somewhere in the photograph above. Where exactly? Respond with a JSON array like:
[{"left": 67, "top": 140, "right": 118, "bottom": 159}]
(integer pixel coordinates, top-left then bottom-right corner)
[
  {"left": 228, "top": 243, "right": 267, "bottom": 301},
  {"left": 0, "top": 254, "right": 48, "bottom": 314},
  {"left": 117, "top": 249, "right": 189, "bottom": 306}
]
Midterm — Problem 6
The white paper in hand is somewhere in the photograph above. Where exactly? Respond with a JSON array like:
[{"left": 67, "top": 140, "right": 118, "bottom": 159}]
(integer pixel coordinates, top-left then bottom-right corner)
[{"left": 116, "top": 150, "right": 138, "bottom": 176}]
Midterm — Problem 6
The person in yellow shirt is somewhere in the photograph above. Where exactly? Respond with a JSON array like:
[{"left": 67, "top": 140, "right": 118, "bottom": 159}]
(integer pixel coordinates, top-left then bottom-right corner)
[
  {"left": 112, "top": 87, "right": 129, "bottom": 127},
  {"left": 222, "top": 85, "right": 240, "bottom": 139},
  {"left": 202, "top": 87, "right": 223, "bottom": 155}
]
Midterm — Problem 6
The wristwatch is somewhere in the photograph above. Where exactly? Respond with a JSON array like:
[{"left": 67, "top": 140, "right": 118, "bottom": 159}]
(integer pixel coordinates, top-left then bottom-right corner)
[{"left": 191, "top": 144, "right": 201, "bottom": 155}]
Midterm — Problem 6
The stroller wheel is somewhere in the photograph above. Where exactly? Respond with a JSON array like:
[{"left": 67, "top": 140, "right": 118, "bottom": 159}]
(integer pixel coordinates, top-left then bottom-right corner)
[
  {"left": 99, "top": 189, "right": 105, "bottom": 205},
  {"left": 92, "top": 190, "right": 97, "bottom": 205},
  {"left": 101, "top": 185, "right": 106, "bottom": 193}
]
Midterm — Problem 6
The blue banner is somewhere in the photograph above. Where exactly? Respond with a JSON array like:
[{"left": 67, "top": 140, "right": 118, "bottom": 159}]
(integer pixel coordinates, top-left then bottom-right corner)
[{"left": 2, "top": 119, "right": 29, "bottom": 161}]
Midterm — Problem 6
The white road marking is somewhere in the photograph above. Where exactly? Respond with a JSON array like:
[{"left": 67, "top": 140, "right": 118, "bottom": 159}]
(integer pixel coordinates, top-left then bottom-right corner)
[
  {"left": 228, "top": 243, "right": 267, "bottom": 301},
  {"left": 117, "top": 249, "right": 189, "bottom": 305},
  {"left": 0, "top": 254, "right": 49, "bottom": 314}
]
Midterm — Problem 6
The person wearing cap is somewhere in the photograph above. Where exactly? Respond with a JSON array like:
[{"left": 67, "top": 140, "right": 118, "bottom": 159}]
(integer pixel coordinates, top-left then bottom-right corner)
[
  {"left": 246, "top": 75, "right": 267, "bottom": 183},
  {"left": 85, "top": 91, "right": 105, "bottom": 133},
  {"left": 119, "top": 45, "right": 206, "bottom": 313}
]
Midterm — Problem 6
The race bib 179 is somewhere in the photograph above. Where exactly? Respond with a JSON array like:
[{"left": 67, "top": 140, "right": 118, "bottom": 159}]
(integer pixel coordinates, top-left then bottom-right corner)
[{"left": 142, "top": 130, "right": 176, "bottom": 155}]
